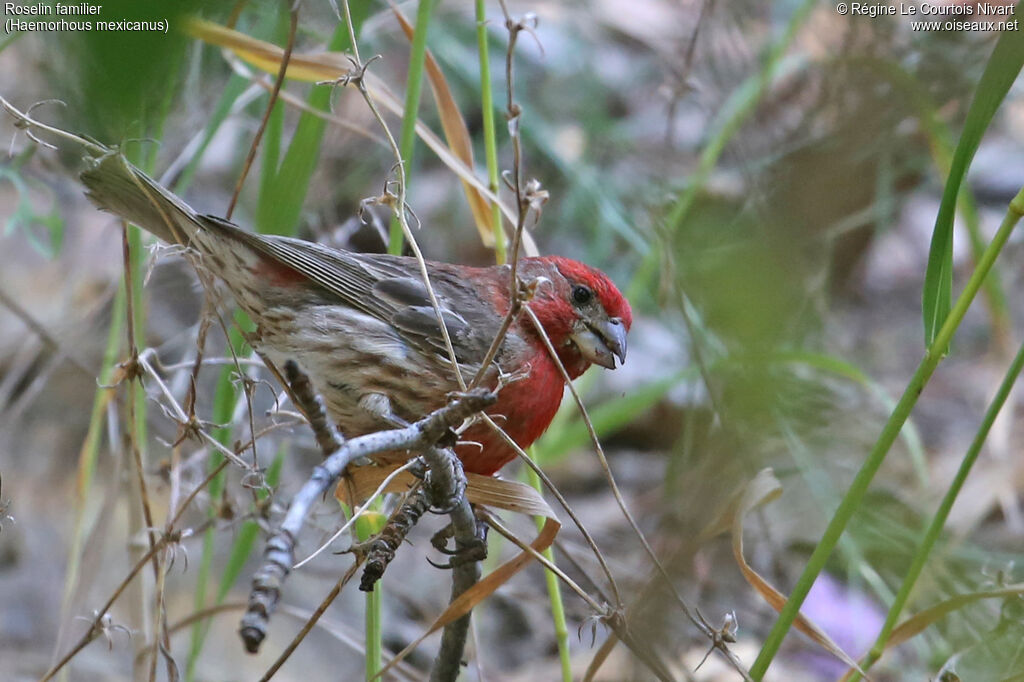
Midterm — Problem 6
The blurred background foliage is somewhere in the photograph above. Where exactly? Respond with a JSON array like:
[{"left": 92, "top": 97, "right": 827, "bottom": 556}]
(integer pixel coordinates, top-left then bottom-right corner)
[{"left": 3, "top": 0, "right": 1024, "bottom": 680}]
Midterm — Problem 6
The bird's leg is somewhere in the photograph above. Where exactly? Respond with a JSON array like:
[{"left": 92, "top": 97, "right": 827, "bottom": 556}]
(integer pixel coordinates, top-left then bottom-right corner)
[
  {"left": 428, "top": 507, "right": 489, "bottom": 569},
  {"left": 424, "top": 449, "right": 467, "bottom": 515}
]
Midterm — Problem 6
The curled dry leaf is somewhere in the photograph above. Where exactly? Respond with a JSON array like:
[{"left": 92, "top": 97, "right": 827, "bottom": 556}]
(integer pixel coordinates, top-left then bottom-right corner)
[{"left": 701, "top": 468, "right": 866, "bottom": 677}]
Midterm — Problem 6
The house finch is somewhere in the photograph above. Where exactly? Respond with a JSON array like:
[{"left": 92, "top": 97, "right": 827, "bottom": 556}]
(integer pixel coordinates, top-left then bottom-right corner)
[{"left": 81, "top": 153, "right": 631, "bottom": 475}]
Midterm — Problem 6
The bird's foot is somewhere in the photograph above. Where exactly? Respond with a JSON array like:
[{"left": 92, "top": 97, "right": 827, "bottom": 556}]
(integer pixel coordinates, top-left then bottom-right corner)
[
  {"left": 424, "top": 454, "right": 467, "bottom": 515},
  {"left": 428, "top": 514, "right": 489, "bottom": 569}
]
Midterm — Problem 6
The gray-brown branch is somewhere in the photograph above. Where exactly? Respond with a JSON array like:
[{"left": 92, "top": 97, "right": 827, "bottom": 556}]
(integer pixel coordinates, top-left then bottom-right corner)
[
  {"left": 238, "top": 388, "right": 496, "bottom": 654},
  {"left": 421, "top": 445, "right": 482, "bottom": 682}
]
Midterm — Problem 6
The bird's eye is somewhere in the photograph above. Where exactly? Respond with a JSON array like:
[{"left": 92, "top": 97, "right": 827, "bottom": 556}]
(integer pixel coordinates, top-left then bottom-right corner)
[{"left": 572, "top": 285, "right": 593, "bottom": 305}]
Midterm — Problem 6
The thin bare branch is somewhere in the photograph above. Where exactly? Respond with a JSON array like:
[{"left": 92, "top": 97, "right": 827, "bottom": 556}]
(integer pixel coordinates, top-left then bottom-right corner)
[
  {"left": 319, "top": 49, "right": 468, "bottom": 392},
  {"left": 422, "top": 443, "right": 482, "bottom": 682},
  {"left": 119, "top": 219, "right": 177, "bottom": 682},
  {"left": 0, "top": 94, "right": 106, "bottom": 154},
  {"left": 522, "top": 308, "right": 753, "bottom": 678},
  {"left": 40, "top": 528, "right": 189, "bottom": 682},
  {"left": 294, "top": 460, "right": 418, "bottom": 570},
  {"left": 481, "top": 414, "right": 623, "bottom": 606}
]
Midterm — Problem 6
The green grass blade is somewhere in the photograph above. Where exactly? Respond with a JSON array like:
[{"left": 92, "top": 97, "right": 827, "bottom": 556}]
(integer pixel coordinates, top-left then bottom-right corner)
[
  {"left": 922, "top": 13, "right": 1024, "bottom": 347},
  {"left": 851, "top": 335, "right": 1024, "bottom": 680},
  {"left": 186, "top": 324, "right": 249, "bottom": 680},
  {"left": 256, "top": 0, "right": 372, "bottom": 236},
  {"left": 388, "top": 0, "right": 437, "bottom": 254},
  {"left": 749, "top": 185, "right": 1024, "bottom": 680},
  {"left": 854, "top": 56, "right": 1012, "bottom": 345},
  {"left": 186, "top": 9, "right": 374, "bottom": 672},
  {"left": 771, "top": 350, "right": 929, "bottom": 488},
  {"left": 174, "top": 75, "right": 250, "bottom": 194},
  {"left": 476, "top": 0, "right": 505, "bottom": 264},
  {"left": 525, "top": 461, "right": 572, "bottom": 682},
  {"left": 252, "top": 3, "right": 292, "bottom": 229},
  {"left": 257, "top": 94, "right": 285, "bottom": 223},
  {"left": 355, "top": 511, "right": 388, "bottom": 679},
  {"left": 56, "top": 281, "right": 126, "bottom": 671}
]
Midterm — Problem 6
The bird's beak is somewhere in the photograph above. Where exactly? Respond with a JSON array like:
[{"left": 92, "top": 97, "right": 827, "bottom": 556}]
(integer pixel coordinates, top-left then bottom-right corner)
[{"left": 571, "top": 317, "right": 628, "bottom": 369}]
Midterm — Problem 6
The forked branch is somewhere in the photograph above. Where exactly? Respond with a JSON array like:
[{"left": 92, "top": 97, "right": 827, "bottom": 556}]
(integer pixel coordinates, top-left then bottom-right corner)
[{"left": 238, "top": 385, "right": 495, "bottom": 654}]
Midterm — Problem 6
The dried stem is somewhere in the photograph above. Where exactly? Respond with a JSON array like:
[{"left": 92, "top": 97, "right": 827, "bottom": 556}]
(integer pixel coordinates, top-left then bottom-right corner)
[
  {"left": 40, "top": 528, "right": 187, "bottom": 682},
  {"left": 481, "top": 413, "right": 622, "bottom": 606},
  {"left": 522, "top": 308, "right": 753, "bottom": 679},
  {"left": 325, "top": 7, "right": 489, "bottom": 674},
  {"left": 119, "top": 221, "right": 175, "bottom": 681},
  {"left": 467, "top": 284, "right": 524, "bottom": 390},
  {"left": 293, "top": 460, "right": 419, "bottom": 570},
  {"left": 485, "top": 514, "right": 678, "bottom": 682},
  {"left": 0, "top": 94, "right": 105, "bottom": 154},
  {"left": 484, "top": 513, "right": 601, "bottom": 611},
  {"left": 135, "top": 350, "right": 254, "bottom": 472},
  {"left": 467, "top": 3, "right": 539, "bottom": 390},
  {"left": 322, "top": 43, "right": 468, "bottom": 392},
  {"left": 181, "top": 296, "right": 215, "bottom": 430},
  {"left": 497, "top": 0, "right": 529, "bottom": 282},
  {"left": 98, "top": 459, "right": 234, "bottom": 679},
  {"left": 358, "top": 483, "right": 430, "bottom": 591}
]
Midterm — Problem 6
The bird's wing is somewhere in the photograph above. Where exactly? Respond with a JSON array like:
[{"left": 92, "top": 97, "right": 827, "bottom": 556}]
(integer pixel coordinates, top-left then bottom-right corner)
[
  {"left": 80, "top": 153, "right": 502, "bottom": 368},
  {"left": 200, "top": 215, "right": 495, "bottom": 365}
]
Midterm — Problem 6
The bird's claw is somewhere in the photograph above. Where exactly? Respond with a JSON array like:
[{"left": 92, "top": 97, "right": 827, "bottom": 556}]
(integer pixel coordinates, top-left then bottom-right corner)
[
  {"left": 428, "top": 493, "right": 464, "bottom": 516},
  {"left": 428, "top": 517, "right": 488, "bottom": 569},
  {"left": 431, "top": 523, "right": 454, "bottom": 552}
]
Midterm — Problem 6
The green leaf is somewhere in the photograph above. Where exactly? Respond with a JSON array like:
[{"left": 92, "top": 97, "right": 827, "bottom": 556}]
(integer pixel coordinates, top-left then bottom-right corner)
[{"left": 922, "top": 13, "right": 1024, "bottom": 347}]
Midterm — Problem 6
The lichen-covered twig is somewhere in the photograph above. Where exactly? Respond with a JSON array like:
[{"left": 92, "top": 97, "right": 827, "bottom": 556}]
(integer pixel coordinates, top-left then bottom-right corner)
[
  {"left": 359, "top": 483, "right": 431, "bottom": 592},
  {"left": 238, "top": 388, "right": 495, "bottom": 654}
]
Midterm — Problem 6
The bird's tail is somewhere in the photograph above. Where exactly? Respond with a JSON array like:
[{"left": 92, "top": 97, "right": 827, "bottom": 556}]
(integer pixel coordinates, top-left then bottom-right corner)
[{"left": 80, "top": 151, "right": 201, "bottom": 246}]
